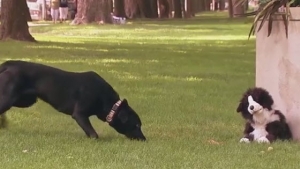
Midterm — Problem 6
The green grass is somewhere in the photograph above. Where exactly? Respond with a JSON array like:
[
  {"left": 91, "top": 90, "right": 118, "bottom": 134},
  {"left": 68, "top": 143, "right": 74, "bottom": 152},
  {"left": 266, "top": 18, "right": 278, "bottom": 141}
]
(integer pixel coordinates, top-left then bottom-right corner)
[{"left": 0, "top": 12, "right": 298, "bottom": 169}]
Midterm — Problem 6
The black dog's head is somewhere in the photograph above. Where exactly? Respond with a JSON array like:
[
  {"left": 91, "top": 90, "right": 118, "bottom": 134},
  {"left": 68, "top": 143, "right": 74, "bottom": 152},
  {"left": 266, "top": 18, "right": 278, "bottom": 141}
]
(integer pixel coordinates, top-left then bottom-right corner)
[
  {"left": 108, "top": 99, "right": 146, "bottom": 141},
  {"left": 236, "top": 87, "right": 274, "bottom": 120}
]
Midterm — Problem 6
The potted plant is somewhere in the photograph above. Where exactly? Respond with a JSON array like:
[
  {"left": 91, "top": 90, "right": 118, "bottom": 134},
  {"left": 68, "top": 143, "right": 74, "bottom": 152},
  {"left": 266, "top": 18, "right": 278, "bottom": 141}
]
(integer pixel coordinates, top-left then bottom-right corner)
[
  {"left": 237, "top": 0, "right": 300, "bottom": 38},
  {"left": 237, "top": 0, "right": 300, "bottom": 140}
]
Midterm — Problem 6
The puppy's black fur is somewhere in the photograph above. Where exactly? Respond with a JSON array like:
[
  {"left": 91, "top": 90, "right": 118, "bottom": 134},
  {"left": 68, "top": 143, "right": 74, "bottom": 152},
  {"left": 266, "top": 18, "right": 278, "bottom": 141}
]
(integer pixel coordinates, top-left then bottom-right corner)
[
  {"left": 0, "top": 60, "right": 146, "bottom": 141},
  {"left": 236, "top": 87, "right": 292, "bottom": 143}
]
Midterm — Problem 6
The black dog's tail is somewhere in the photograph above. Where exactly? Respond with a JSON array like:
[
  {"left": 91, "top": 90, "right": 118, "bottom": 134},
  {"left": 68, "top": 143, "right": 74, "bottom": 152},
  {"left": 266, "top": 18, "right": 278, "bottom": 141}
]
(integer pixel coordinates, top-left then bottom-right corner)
[{"left": 0, "top": 61, "right": 9, "bottom": 74}]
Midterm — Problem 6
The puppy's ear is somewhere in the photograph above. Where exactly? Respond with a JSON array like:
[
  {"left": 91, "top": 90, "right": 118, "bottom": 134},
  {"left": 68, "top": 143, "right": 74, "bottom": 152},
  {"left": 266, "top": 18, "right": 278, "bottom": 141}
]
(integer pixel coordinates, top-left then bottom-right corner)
[
  {"left": 236, "top": 102, "right": 243, "bottom": 113},
  {"left": 261, "top": 92, "right": 274, "bottom": 110}
]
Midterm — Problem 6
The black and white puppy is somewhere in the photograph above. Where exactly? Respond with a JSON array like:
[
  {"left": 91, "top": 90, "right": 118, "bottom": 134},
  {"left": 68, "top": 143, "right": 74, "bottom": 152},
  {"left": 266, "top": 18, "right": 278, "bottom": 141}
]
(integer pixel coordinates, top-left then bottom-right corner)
[{"left": 236, "top": 87, "right": 292, "bottom": 143}]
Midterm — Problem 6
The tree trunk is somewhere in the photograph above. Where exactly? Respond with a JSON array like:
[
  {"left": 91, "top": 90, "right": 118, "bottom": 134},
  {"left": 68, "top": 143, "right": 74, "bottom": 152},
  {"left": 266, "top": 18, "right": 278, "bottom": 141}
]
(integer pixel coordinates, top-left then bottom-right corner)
[
  {"left": 26, "top": 6, "right": 32, "bottom": 21},
  {"left": 214, "top": 0, "right": 219, "bottom": 11},
  {"left": 228, "top": 0, "right": 234, "bottom": 18},
  {"left": 211, "top": 0, "right": 215, "bottom": 10},
  {"left": 204, "top": 0, "right": 211, "bottom": 11},
  {"left": 219, "top": 0, "right": 225, "bottom": 11},
  {"left": 143, "top": 0, "right": 158, "bottom": 18},
  {"left": 71, "top": 0, "right": 112, "bottom": 25},
  {"left": 232, "top": 0, "right": 245, "bottom": 17},
  {"left": 183, "top": 0, "right": 193, "bottom": 18},
  {"left": 99, "top": 0, "right": 113, "bottom": 23},
  {"left": 150, "top": 0, "right": 159, "bottom": 18},
  {"left": 0, "top": 0, "right": 36, "bottom": 42},
  {"left": 173, "top": 0, "right": 182, "bottom": 18},
  {"left": 158, "top": 0, "right": 170, "bottom": 18},
  {"left": 124, "top": 0, "right": 145, "bottom": 19},
  {"left": 114, "top": 0, "right": 126, "bottom": 17},
  {"left": 143, "top": 0, "right": 152, "bottom": 18},
  {"left": 198, "top": 0, "right": 205, "bottom": 12},
  {"left": 244, "top": 0, "right": 248, "bottom": 11},
  {"left": 108, "top": 0, "right": 113, "bottom": 14}
]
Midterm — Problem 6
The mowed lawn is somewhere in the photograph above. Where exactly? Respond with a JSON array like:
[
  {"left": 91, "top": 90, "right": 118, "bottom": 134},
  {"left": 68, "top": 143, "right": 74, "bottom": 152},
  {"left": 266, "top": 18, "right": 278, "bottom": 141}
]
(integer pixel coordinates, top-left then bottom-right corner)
[{"left": 0, "top": 12, "right": 299, "bottom": 169}]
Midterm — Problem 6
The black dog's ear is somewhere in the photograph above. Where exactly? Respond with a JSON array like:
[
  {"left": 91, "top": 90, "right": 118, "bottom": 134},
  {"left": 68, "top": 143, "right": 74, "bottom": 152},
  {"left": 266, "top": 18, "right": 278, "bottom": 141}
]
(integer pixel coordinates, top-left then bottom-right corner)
[
  {"left": 236, "top": 102, "right": 243, "bottom": 113},
  {"left": 122, "top": 99, "right": 128, "bottom": 105},
  {"left": 118, "top": 99, "right": 129, "bottom": 123}
]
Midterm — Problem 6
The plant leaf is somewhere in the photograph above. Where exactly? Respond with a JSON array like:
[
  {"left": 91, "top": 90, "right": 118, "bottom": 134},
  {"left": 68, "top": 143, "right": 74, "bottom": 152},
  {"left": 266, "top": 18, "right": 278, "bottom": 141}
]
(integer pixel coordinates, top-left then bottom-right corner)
[
  {"left": 282, "top": 14, "right": 288, "bottom": 38},
  {"left": 247, "top": 0, "right": 292, "bottom": 39},
  {"left": 234, "top": 0, "right": 247, "bottom": 8},
  {"left": 267, "top": 15, "right": 273, "bottom": 37}
]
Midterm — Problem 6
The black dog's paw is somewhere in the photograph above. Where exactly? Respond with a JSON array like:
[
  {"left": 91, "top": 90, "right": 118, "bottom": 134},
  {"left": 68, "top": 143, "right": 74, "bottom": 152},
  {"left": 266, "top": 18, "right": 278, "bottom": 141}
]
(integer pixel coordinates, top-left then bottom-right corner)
[
  {"left": 89, "top": 133, "right": 99, "bottom": 139},
  {"left": 0, "top": 114, "right": 8, "bottom": 129}
]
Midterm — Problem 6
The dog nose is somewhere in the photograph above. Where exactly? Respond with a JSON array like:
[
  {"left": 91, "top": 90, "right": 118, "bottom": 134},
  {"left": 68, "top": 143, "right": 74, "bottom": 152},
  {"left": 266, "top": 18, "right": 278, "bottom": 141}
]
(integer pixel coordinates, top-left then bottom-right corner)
[{"left": 249, "top": 105, "right": 254, "bottom": 110}]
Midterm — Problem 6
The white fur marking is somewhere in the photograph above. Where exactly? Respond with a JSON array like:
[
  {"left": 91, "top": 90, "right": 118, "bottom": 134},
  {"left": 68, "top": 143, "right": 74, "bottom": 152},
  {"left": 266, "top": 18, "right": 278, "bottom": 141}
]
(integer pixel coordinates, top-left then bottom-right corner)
[
  {"left": 239, "top": 138, "right": 250, "bottom": 143},
  {"left": 257, "top": 136, "right": 270, "bottom": 144},
  {"left": 247, "top": 96, "right": 263, "bottom": 115},
  {"left": 250, "top": 109, "right": 280, "bottom": 143}
]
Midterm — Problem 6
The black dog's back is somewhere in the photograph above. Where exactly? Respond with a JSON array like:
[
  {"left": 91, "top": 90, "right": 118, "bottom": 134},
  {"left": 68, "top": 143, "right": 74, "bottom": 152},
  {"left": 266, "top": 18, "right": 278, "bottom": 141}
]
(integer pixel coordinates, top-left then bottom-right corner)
[{"left": 0, "top": 60, "right": 118, "bottom": 114}]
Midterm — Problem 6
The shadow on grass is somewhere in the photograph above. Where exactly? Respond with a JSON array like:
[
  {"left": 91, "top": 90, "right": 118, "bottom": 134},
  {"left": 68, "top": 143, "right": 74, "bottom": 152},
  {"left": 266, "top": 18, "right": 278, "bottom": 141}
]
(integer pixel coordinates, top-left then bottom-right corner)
[
  {"left": 7, "top": 127, "right": 119, "bottom": 142},
  {"left": 0, "top": 39, "right": 254, "bottom": 57}
]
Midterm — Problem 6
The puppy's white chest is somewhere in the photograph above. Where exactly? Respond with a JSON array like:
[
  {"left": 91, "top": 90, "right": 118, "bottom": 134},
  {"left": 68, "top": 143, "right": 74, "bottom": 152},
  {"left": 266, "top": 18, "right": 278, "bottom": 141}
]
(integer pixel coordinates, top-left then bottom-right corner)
[
  {"left": 250, "top": 124, "right": 268, "bottom": 140},
  {"left": 250, "top": 110, "right": 279, "bottom": 140}
]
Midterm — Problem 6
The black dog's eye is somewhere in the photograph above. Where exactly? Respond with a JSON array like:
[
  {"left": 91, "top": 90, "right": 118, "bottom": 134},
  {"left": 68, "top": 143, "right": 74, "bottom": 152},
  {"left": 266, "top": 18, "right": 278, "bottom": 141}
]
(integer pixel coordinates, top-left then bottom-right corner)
[{"left": 136, "top": 124, "right": 140, "bottom": 128}]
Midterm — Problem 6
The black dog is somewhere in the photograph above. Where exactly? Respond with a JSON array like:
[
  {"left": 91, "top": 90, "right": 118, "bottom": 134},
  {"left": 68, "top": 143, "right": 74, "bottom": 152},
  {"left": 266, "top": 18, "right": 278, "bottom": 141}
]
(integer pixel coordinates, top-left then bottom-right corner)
[
  {"left": 0, "top": 60, "right": 146, "bottom": 141},
  {"left": 236, "top": 87, "right": 292, "bottom": 143}
]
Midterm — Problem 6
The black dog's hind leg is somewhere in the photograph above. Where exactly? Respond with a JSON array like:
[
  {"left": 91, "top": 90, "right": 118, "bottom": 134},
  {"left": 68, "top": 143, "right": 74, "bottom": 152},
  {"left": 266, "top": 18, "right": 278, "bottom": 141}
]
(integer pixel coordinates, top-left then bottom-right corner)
[
  {"left": 0, "top": 114, "right": 7, "bottom": 128},
  {"left": 0, "top": 99, "right": 14, "bottom": 128},
  {"left": 72, "top": 103, "right": 99, "bottom": 139}
]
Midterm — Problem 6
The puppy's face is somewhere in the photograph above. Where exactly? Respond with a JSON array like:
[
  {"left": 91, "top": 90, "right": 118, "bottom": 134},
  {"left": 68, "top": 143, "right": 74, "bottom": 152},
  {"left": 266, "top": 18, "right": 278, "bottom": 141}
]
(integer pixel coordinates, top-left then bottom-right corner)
[
  {"left": 110, "top": 99, "right": 146, "bottom": 141},
  {"left": 247, "top": 95, "right": 263, "bottom": 115},
  {"left": 236, "top": 87, "right": 274, "bottom": 119}
]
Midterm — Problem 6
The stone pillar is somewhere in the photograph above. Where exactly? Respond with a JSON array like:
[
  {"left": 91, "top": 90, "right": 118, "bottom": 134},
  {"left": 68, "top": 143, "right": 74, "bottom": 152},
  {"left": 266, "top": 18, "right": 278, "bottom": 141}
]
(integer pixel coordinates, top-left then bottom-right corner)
[{"left": 256, "top": 8, "right": 300, "bottom": 140}]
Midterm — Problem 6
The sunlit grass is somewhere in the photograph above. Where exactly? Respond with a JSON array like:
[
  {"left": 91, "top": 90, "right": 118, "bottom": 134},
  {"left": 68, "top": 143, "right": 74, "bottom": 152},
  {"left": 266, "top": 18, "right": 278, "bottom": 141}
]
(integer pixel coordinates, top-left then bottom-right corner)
[{"left": 0, "top": 12, "right": 298, "bottom": 169}]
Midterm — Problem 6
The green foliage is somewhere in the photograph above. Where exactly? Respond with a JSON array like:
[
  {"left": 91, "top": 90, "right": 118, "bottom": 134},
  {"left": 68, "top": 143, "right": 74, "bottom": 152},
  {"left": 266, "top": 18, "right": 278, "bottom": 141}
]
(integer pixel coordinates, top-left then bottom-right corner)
[
  {"left": 237, "top": 0, "right": 299, "bottom": 39},
  {"left": 259, "top": 0, "right": 273, "bottom": 5},
  {"left": 290, "top": 0, "right": 300, "bottom": 6},
  {"left": 0, "top": 13, "right": 299, "bottom": 168}
]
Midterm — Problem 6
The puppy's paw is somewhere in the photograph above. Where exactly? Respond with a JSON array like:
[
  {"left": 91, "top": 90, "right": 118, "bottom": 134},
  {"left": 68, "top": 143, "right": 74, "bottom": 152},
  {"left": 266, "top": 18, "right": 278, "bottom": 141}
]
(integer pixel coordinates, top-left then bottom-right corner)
[
  {"left": 239, "top": 137, "right": 250, "bottom": 143},
  {"left": 257, "top": 137, "right": 270, "bottom": 144}
]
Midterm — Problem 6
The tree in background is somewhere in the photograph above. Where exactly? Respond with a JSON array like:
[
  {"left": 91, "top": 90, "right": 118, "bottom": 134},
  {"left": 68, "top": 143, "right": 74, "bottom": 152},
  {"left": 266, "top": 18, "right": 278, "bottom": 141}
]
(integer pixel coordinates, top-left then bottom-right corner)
[
  {"left": 219, "top": 0, "right": 225, "bottom": 11},
  {"left": 124, "top": 0, "right": 145, "bottom": 19},
  {"left": 71, "top": 0, "right": 112, "bottom": 25},
  {"left": 158, "top": 0, "right": 170, "bottom": 18},
  {"left": 173, "top": 0, "right": 182, "bottom": 18},
  {"left": 227, "top": 0, "right": 247, "bottom": 18},
  {"left": 143, "top": 0, "right": 159, "bottom": 18},
  {"left": 183, "top": 0, "right": 194, "bottom": 18},
  {"left": 228, "top": 0, "right": 234, "bottom": 18},
  {"left": 112, "top": 0, "right": 217, "bottom": 20},
  {"left": 0, "top": 0, "right": 36, "bottom": 42},
  {"left": 114, "top": 0, "right": 126, "bottom": 17},
  {"left": 232, "top": 0, "right": 245, "bottom": 16}
]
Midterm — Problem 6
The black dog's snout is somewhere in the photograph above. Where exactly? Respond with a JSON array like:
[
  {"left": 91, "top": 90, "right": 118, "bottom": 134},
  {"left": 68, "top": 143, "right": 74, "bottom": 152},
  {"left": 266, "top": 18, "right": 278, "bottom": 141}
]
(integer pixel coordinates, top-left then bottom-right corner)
[{"left": 249, "top": 105, "right": 254, "bottom": 110}]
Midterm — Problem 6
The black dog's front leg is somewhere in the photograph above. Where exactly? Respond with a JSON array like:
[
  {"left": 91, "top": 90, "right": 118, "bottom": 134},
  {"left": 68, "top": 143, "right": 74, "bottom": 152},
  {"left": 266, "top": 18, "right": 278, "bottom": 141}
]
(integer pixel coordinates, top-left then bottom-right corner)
[{"left": 72, "top": 104, "right": 99, "bottom": 139}]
